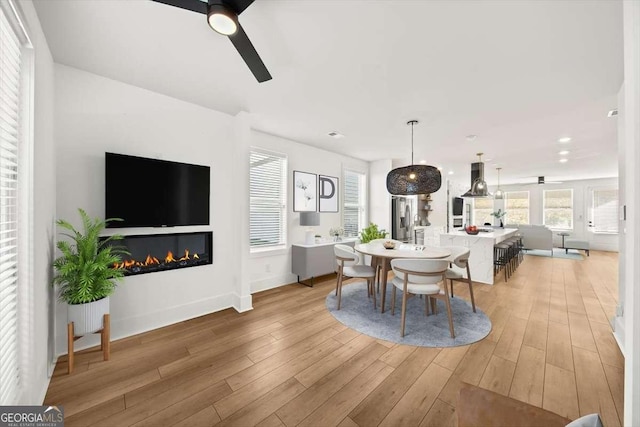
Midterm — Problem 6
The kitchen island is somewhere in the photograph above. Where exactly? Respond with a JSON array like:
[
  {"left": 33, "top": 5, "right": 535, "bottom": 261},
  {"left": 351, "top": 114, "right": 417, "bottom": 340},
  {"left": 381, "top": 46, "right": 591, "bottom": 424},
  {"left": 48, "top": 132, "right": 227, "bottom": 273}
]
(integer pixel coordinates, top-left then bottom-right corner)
[{"left": 440, "top": 228, "right": 518, "bottom": 284}]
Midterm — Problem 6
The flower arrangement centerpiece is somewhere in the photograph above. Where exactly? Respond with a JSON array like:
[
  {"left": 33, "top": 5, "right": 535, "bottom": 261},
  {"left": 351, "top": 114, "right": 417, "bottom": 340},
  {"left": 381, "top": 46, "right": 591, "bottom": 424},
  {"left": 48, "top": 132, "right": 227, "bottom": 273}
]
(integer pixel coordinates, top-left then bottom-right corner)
[
  {"left": 329, "top": 227, "right": 344, "bottom": 242},
  {"left": 491, "top": 209, "right": 507, "bottom": 227}
]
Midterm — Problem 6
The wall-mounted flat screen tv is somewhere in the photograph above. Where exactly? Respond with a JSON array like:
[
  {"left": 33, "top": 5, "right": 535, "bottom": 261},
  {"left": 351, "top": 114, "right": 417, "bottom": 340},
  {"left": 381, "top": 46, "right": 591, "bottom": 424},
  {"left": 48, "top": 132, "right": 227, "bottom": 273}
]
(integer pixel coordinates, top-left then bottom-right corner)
[
  {"left": 452, "top": 197, "right": 464, "bottom": 216},
  {"left": 105, "top": 152, "right": 210, "bottom": 228}
]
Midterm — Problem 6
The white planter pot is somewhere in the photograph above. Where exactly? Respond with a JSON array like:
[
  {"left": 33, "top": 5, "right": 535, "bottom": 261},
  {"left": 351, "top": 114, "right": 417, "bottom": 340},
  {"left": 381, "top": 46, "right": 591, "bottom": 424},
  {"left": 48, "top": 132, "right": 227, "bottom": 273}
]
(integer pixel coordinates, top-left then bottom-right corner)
[{"left": 67, "top": 297, "right": 110, "bottom": 336}]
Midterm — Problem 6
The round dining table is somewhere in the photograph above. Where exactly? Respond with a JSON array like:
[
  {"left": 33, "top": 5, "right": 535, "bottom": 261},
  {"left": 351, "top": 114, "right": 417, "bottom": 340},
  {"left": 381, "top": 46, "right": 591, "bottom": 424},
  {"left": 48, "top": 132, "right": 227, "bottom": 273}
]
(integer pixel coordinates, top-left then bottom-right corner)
[{"left": 354, "top": 242, "right": 451, "bottom": 313}]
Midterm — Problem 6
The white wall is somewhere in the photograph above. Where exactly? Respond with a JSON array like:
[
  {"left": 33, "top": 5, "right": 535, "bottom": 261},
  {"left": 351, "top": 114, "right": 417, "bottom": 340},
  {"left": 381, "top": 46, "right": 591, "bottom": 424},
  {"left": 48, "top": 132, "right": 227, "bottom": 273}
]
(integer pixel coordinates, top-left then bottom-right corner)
[
  {"left": 369, "top": 159, "right": 392, "bottom": 231},
  {"left": 622, "top": 0, "right": 640, "bottom": 423},
  {"left": 54, "top": 65, "right": 245, "bottom": 354},
  {"left": 248, "top": 130, "right": 369, "bottom": 293},
  {"left": 18, "top": 0, "right": 57, "bottom": 405}
]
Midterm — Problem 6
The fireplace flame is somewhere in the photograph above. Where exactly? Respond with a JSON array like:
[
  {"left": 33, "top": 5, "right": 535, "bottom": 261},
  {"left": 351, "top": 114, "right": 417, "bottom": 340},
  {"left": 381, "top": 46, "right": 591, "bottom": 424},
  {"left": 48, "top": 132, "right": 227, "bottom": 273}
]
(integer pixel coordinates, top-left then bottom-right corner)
[
  {"left": 113, "top": 249, "right": 200, "bottom": 270},
  {"left": 179, "top": 249, "right": 190, "bottom": 261}
]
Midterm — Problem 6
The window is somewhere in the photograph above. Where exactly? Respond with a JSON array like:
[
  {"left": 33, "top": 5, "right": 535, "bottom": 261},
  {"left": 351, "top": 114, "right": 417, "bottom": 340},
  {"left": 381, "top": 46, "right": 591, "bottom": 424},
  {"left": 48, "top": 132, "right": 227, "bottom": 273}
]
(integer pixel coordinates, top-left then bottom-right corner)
[
  {"left": 505, "top": 191, "right": 530, "bottom": 225},
  {"left": 591, "top": 188, "right": 618, "bottom": 234},
  {"left": 1, "top": 2, "right": 30, "bottom": 405},
  {"left": 249, "top": 150, "right": 287, "bottom": 249},
  {"left": 473, "top": 198, "right": 493, "bottom": 225},
  {"left": 343, "top": 170, "right": 366, "bottom": 237},
  {"left": 543, "top": 189, "right": 573, "bottom": 229}
]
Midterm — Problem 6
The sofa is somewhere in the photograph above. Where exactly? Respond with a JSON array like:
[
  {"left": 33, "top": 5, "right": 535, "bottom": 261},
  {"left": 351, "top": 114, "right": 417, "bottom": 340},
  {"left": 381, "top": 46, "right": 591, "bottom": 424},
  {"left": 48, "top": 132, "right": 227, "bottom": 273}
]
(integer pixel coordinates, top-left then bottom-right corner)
[{"left": 507, "top": 224, "right": 553, "bottom": 253}]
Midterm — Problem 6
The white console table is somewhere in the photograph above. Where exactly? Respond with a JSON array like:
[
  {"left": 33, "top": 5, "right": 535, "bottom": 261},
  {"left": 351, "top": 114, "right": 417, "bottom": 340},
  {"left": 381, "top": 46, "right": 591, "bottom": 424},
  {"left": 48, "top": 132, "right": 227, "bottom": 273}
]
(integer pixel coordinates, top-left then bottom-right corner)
[{"left": 291, "top": 239, "right": 356, "bottom": 287}]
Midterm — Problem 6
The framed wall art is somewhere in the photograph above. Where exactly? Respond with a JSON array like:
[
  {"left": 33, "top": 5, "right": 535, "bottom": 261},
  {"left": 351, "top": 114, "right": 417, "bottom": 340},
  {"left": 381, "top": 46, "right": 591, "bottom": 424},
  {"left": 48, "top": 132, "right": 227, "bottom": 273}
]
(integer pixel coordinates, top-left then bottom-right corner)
[
  {"left": 319, "top": 175, "right": 339, "bottom": 212},
  {"left": 293, "top": 171, "right": 317, "bottom": 212}
]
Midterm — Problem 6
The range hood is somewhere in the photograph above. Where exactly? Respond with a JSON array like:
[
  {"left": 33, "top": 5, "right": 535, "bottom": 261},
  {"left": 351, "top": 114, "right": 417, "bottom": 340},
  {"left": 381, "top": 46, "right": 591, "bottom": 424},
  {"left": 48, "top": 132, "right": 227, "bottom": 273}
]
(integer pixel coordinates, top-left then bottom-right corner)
[{"left": 461, "top": 154, "right": 492, "bottom": 198}]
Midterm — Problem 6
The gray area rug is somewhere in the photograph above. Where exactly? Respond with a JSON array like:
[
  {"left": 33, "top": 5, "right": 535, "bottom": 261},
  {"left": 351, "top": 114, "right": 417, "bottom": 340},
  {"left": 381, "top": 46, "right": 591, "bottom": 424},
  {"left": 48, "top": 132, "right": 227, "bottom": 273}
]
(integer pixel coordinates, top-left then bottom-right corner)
[
  {"left": 326, "top": 281, "right": 492, "bottom": 347},
  {"left": 525, "top": 248, "right": 584, "bottom": 260}
]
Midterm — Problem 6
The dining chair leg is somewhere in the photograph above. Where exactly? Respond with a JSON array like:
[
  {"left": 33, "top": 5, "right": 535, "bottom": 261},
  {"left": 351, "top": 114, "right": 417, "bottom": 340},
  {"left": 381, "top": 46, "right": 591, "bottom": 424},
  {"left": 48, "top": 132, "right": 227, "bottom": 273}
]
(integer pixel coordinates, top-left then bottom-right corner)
[
  {"left": 337, "top": 272, "right": 343, "bottom": 310},
  {"left": 391, "top": 286, "right": 397, "bottom": 315},
  {"left": 450, "top": 279, "right": 455, "bottom": 298},
  {"left": 424, "top": 295, "right": 429, "bottom": 316},
  {"left": 400, "top": 291, "right": 408, "bottom": 337},
  {"left": 431, "top": 296, "right": 437, "bottom": 315},
  {"left": 466, "top": 264, "right": 476, "bottom": 312},
  {"left": 443, "top": 295, "right": 455, "bottom": 338},
  {"left": 370, "top": 278, "right": 376, "bottom": 309}
]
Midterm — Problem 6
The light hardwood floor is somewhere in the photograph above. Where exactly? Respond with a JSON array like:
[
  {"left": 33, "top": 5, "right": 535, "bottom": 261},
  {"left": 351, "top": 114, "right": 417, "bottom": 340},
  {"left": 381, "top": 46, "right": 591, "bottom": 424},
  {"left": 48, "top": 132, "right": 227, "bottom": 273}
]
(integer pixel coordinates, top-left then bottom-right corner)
[{"left": 45, "top": 250, "right": 623, "bottom": 427}]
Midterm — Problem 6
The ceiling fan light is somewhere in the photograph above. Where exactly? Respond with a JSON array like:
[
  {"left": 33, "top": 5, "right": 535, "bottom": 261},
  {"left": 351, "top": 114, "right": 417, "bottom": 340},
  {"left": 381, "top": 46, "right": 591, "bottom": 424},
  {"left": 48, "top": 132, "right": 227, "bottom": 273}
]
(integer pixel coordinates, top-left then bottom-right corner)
[{"left": 207, "top": 5, "right": 238, "bottom": 35}]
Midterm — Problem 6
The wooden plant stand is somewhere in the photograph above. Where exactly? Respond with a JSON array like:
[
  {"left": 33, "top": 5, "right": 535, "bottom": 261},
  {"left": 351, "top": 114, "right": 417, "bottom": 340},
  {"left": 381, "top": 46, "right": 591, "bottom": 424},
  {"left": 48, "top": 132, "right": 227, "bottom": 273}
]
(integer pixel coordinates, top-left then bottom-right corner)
[{"left": 67, "top": 313, "right": 110, "bottom": 374}]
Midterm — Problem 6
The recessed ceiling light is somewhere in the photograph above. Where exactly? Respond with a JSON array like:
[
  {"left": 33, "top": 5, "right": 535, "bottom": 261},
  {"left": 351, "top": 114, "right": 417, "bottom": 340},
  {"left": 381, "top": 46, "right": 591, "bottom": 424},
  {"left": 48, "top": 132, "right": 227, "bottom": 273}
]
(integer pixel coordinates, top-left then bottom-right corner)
[
  {"left": 559, "top": 158, "right": 569, "bottom": 163},
  {"left": 420, "top": 160, "right": 427, "bottom": 164},
  {"left": 328, "top": 131, "right": 345, "bottom": 139},
  {"left": 558, "top": 150, "right": 570, "bottom": 155},
  {"left": 448, "top": 171, "right": 454, "bottom": 175},
  {"left": 608, "top": 109, "right": 618, "bottom": 117},
  {"left": 466, "top": 135, "right": 477, "bottom": 142},
  {"left": 558, "top": 137, "right": 572, "bottom": 143}
]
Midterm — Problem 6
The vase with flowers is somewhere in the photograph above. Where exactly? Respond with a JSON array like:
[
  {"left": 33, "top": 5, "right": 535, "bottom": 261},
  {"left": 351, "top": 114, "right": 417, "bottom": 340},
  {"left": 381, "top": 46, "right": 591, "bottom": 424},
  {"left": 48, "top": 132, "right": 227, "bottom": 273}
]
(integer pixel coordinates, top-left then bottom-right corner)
[
  {"left": 329, "top": 227, "right": 344, "bottom": 242},
  {"left": 491, "top": 209, "right": 507, "bottom": 227}
]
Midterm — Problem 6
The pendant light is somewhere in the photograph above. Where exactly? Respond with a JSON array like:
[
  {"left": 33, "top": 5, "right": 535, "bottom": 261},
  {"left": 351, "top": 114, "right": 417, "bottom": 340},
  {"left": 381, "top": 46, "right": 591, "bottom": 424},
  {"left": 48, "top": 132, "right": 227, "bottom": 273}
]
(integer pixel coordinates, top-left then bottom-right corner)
[
  {"left": 462, "top": 152, "right": 492, "bottom": 197},
  {"left": 494, "top": 167, "right": 504, "bottom": 199},
  {"left": 386, "top": 120, "right": 442, "bottom": 195}
]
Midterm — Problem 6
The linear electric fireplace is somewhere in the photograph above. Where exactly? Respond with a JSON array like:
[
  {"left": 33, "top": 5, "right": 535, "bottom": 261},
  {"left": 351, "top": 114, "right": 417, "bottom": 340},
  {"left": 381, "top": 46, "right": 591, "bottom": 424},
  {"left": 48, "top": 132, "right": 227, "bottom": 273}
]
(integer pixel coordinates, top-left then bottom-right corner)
[{"left": 102, "top": 231, "right": 212, "bottom": 276}]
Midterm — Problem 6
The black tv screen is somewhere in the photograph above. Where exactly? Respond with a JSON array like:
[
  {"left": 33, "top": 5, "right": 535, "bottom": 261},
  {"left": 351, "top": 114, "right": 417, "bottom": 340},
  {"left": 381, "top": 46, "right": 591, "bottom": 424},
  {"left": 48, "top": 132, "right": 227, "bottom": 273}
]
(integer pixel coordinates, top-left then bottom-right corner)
[
  {"left": 105, "top": 153, "right": 210, "bottom": 228},
  {"left": 453, "top": 197, "right": 464, "bottom": 216}
]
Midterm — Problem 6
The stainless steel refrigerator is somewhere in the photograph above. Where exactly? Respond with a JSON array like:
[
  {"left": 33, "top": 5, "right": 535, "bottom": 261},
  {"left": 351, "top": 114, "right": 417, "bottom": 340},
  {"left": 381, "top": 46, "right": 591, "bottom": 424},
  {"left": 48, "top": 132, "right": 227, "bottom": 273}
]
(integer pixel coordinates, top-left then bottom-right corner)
[{"left": 391, "top": 196, "right": 414, "bottom": 242}]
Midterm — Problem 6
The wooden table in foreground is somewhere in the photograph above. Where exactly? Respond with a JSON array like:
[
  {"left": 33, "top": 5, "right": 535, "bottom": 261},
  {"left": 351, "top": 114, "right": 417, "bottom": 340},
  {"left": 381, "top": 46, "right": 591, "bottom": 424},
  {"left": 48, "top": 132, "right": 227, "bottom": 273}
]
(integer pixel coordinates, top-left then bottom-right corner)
[{"left": 354, "top": 243, "right": 451, "bottom": 313}]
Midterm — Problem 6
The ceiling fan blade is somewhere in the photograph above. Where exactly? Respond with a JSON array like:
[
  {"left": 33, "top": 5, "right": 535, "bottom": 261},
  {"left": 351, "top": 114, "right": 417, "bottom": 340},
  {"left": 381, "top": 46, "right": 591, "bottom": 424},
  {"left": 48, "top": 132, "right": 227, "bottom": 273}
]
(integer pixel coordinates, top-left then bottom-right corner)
[
  {"left": 226, "top": 0, "right": 255, "bottom": 15},
  {"left": 151, "top": 0, "right": 207, "bottom": 14},
  {"left": 228, "top": 23, "right": 272, "bottom": 82}
]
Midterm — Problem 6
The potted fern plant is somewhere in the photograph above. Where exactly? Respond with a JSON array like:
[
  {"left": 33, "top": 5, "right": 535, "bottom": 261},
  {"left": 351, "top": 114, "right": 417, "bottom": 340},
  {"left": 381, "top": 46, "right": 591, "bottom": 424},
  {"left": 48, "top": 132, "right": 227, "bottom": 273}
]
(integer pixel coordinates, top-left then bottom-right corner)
[{"left": 53, "top": 209, "right": 129, "bottom": 335}]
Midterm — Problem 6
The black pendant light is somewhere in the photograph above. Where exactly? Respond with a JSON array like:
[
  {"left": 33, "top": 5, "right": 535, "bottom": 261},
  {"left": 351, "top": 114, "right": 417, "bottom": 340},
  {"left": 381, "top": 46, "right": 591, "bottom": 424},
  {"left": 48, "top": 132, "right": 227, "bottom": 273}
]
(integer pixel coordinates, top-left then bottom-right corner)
[{"left": 386, "top": 120, "right": 442, "bottom": 195}]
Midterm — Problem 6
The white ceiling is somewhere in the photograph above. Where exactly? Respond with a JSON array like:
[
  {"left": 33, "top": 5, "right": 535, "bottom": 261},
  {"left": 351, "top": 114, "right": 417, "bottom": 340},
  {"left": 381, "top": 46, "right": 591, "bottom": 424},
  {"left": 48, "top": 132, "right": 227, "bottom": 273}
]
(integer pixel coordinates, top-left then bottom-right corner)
[{"left": 33, "top": 0, "right": 623, "bottom": 185}]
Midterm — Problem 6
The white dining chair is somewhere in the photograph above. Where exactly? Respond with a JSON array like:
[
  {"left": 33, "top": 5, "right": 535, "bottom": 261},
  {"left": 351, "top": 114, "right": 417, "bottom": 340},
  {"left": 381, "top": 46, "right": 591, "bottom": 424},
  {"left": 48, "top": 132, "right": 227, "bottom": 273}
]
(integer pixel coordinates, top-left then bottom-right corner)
[
  {"left": 334, "top": 244, "right": 377, "bottom": 310},
  {"left": 442, "top": 246, "right": 476, "bottom": 312},
  {"left": 390, "top": 258, "right": 454, "bottom": 338}
]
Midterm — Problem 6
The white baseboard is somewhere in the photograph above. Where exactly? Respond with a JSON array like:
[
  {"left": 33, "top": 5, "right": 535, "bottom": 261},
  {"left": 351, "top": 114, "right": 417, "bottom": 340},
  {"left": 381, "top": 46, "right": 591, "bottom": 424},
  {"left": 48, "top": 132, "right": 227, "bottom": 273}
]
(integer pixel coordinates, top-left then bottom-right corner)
[
  {"left": 232, "top": 293, "right": 253, "bottom": 312},
  {"left": 613, "top": 315, "right": 626, "bottom": 356},
  {"left": 57, "top": 293, "right": 239, "bottom": 355},
  {"left": 251, "top": 273, "right": 297, "bottom": 294},
  {"left": 37, "top": 362, "right": 56, "bottom": 403}
]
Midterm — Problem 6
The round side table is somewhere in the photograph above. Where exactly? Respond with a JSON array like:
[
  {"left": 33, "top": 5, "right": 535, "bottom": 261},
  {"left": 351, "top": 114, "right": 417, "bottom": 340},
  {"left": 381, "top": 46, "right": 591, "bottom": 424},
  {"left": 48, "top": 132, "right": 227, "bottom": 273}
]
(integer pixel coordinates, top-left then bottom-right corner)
[{"left": 558, "top": 232, "right": 570, "bottom": 248}]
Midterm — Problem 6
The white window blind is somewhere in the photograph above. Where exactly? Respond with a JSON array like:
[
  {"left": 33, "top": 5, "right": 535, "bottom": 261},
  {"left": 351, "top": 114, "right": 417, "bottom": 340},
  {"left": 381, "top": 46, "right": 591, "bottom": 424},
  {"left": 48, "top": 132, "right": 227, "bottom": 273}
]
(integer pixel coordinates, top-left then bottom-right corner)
[
  {"left": 543, "top": 189, "right": 573, "bottom": 229},
  {"left": 343, "top": 170, "right": 365, "bottom": 237},
  {"left": 0, "top": 4, "right": 22, "bottom": 405},
  {"left": 249, "top": 150, "right": 287, "bottom": 249},
  {"left": 473, "top": 198, "right": 493, "bottom": 226},
  {"left": 592, "top": 188, "right": 618, "bottom": 234},
  {"left": 505, "top": 191, "right": 530, "bottom": 225}
]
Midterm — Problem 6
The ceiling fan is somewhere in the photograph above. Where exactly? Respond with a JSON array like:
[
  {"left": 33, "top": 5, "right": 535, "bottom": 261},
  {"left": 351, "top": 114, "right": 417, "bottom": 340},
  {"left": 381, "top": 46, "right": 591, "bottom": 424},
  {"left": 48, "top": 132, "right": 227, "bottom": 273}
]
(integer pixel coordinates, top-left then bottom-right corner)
[{"left": 152, "top": 0, "right": 272, "bottom": 83}]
